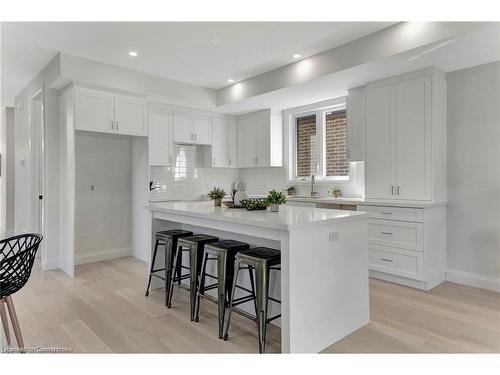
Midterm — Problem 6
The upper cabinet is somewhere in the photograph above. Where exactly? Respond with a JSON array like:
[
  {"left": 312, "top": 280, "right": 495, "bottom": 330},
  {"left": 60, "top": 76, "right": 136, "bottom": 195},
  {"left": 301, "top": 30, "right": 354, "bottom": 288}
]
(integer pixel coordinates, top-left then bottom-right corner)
[
  {"left": 172, "top": 112, "right": 212, "bottom": 145},
  {"left": 148, "top": 106, "right": 174, "bottom": 167},
  {"left": 211, "top": 117, "right": 237, "bottom": 168},
  {"left": 74, "top": 87, "right": 147, "bottom": 136},
  {"left": 237, "top": 109, "right": 282, "bottom": 168},
  {"left": 346, "top": 87, "right": 366, "bottom": 162},
  {"left": 364, "top": 68, "right": 447, "bottom": 202}
]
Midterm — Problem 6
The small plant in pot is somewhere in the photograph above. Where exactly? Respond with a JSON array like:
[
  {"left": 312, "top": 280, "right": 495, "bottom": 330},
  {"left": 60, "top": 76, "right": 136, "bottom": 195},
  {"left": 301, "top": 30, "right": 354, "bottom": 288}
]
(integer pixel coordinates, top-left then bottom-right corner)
[
  {"left": 208, "top": 186, "right": 226, "bottom": 207},
  {"left": 286, "top": 185, "right": 296, "bottom": 196},
  {"left": 329, "top": 186, "right": 343, "bottom": 198},
  {"left": 266, "top": 189, "right": 287, "bottom": 212}
]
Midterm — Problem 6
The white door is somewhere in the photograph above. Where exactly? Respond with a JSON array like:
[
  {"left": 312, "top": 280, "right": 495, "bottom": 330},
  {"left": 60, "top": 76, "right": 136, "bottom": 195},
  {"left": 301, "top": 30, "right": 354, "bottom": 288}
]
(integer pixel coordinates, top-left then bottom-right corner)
[
  {"left": 172, "top": 112, "right": 192, "bottom": 143},
  {"left": 395, "top": 76, "right": 432, "bottom": 200},
  {"left": 192, "top": 116, "right": 211, "bottom": 145},
  {"left": 149, "top": 111, "right": 173, "bottom": 166},
  {"left": 255, "top": 114, "right": 270, "bottom": 167},
  {"left": 74, "top": 88, "right": 114, "bottom": 133},
  {"left": 227, "top": 119, "right": 238, "bottom": 167},
  {"left": 237, "top": 116, "right": 257, "bottom": 167},
  {"left": 365, "top": 85, "right": 396, "bottom": 200},
  {"left": 211, "top": 118, "right": 228, "bottom": 167},
  {"left": 114, "top": 95, "right": 147, "bottom": 136}
]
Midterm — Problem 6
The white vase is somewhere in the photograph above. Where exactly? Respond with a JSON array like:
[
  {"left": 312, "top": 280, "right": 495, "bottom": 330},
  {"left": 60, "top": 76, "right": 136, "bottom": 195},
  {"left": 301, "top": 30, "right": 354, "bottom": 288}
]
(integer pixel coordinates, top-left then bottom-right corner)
[{"left": 270, "top": 203, "right": 279, "bottom": 212}]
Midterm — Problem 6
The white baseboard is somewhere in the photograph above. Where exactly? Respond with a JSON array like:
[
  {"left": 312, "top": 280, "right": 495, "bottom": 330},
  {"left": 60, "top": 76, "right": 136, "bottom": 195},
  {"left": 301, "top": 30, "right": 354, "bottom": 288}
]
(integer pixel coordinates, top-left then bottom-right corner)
[
  {"left": 42, "top": 257, "right": 59, "bottom": 270},
  {"left": 75, "top": 247, "right": 132, "bottom": 265},
  {"left": 446, "top": 269, "right": 500, "bottom": 292}
]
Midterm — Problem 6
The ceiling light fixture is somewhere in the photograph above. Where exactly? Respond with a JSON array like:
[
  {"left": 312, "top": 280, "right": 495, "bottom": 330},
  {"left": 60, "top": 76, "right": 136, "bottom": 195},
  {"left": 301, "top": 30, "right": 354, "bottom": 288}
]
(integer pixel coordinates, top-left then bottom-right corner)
[
  {"left": 293, "top": 54, "right": 301, "bottom": 59},
  {"left": 227, "top": 79, "right": 234, "bottom": 83},
  {"left": 128, "top": 51, "right": 139, "bottom": 57}
]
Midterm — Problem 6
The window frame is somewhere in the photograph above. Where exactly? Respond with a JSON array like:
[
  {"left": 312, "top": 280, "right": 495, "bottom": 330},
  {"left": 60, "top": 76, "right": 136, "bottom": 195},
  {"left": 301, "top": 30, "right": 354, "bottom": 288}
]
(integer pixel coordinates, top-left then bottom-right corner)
[{"left": 290, "top": 102, "right": 348, "bottom": 182}]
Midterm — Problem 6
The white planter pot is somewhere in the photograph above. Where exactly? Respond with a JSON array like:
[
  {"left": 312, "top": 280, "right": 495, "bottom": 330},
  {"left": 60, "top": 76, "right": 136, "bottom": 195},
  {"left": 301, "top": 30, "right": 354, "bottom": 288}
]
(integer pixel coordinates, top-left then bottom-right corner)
[{"left": 270, "top": 203, "right": 280, "bottom": 212}]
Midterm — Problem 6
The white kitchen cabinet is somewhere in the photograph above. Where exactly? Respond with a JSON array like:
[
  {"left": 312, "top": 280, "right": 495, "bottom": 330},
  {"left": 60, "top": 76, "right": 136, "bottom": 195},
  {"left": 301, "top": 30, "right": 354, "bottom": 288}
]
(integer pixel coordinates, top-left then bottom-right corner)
[
  {"left": 74, "top": 87, "right": 147, "bottom": 137},
  {"left": 227, "top": 119, "right": 238, "bottom": 167},
  {"left": 237, "top": 109, "right": 282, "bottom": 168},
  {"left": 148, "top": 108, "right": 174, "bottom": 166},
  {"left": 359, "top": 203, "right": 447, "bottom": 291},
  {"left": 172, "top": 112, "right": 192, "bottom": 143},
  {"left": 114, "top": 95, "right": 148, "bottom": 136},
  {"left": 364, "top": 68, "right": 447, "bottom": 203},
  {"left": 210, "top": 117, "right": 238, "bottom": 168},
  {"left": 75, "top": 88, "right": 114, "bottom": 133},
  {"left": 172, "top": 112, "right": 212, "bottom": 145},
  {"left": 346, "top": 87, "right": 366, "bottom": 162}
]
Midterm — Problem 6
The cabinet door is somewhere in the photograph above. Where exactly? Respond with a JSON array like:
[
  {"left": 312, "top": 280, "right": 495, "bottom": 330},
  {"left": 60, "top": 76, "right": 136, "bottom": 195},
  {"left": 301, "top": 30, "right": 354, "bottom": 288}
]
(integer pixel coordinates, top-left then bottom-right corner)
[
  {"left": 172, "top": 112, "right": 192, "bottom": 143},
  {"left": 211, "top": 118, "right": 228, "bottom": 167},
  {"left": 74, "top": 88, "right": 114, "bottom": 133},
  {"left": 346, "top": 88, "right": 366, "bottom": 161},
  {"left": 237, "top": 116, "right": 257, "bottom": 168},
  {"left": 149, "top": 111, "right": 173, "bottom": 166},
  {"left": 192, "top": 116, "right": 211, "bottom": 145},
  {"left": 255, "top": 114, "right": 270, "bottom": 167},
  {"left": 114, "top": 95, "right": 147, "bottom": 136},
  {"left": 365, "top": 85, "right": 396, "bottom": 199},
  {"left": 395, "top": 77, "right": 432, "bottom": 200},
  {"left": 227, "top": 119, "right": 238, "bottom": 167}
]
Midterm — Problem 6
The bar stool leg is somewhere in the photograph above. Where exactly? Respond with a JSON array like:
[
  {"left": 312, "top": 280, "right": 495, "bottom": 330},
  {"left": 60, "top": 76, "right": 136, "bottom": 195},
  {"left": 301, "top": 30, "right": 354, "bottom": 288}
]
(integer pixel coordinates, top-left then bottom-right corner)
[
  {"left": 189, "top": 243, "right": 200, "bottom": 321},
  {"left": 216, "top": 253, "right": 228, "bottom": 339},
  {"left": 194, "top": 251, "right": 209, "bottom": 322},
  {"left": 255, "top": 264, "right": 270, "bottom": 354},
  {"left": 0, "top": 298, "right": 11, "bottom": 346},
  {"left": 164, "top": 238, "right": 174, "bottom": 306},
  {"left": 223, "top": 261, "right": 241, "bottom": 341},
  {"left": 5, "top": 296, "right": 23, "bottom": 351},
  {"left": 145, "top": 238, "right": 160, "bottom": 296},
  {"left": 247, "top": 266, "right": 258, "bottom": 318},
  {"left": 167, "top": 242, "right": 183, "bottom": 308}
]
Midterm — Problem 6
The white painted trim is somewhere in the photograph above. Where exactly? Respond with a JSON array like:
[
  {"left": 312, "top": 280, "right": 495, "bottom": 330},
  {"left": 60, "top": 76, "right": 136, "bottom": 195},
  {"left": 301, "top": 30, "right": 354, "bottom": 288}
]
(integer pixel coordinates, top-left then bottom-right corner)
[
  {"left": 446, "top": 269, "right": 500, "bottom": 293},
  {"left": 41, "top": 257, "right": 59, "bottom": 271},
  {"left": 74, "top": 247, "right": 132, "bottom": 265}
]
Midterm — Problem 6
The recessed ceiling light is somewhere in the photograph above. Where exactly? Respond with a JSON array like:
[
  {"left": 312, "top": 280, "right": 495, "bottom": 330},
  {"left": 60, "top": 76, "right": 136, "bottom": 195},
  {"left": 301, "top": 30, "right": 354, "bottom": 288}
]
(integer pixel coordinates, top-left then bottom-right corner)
[
  {"left": 227, "top": 79, "right": 234, "bottom": 83},
  {"left": 128, "top": 51, "right": 139, "bottom": 57},
  {"left": 293, "top": 54, "right": 301, "bottom": 59}
]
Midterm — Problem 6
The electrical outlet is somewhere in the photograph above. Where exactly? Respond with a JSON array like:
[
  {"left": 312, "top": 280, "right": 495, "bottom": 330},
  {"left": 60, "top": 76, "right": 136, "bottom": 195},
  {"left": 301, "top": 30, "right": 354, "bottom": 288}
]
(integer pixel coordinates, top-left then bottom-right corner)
[{"left": 329, "top": 231, "right": 339, "bottom": 242}]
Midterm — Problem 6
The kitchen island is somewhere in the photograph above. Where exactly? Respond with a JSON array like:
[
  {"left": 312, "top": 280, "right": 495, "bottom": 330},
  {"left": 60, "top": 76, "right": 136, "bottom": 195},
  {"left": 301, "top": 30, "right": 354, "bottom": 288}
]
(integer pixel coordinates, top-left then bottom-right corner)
[{"left": 148, "top": 201, "right": 369, "bottom": 353}]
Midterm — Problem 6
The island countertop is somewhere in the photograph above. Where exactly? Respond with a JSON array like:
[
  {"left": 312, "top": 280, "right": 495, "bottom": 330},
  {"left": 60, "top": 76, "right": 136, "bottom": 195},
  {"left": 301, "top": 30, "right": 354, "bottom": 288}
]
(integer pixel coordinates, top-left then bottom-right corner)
[{"left": 148, "top": 201, "right": 367, "bottom": 231}]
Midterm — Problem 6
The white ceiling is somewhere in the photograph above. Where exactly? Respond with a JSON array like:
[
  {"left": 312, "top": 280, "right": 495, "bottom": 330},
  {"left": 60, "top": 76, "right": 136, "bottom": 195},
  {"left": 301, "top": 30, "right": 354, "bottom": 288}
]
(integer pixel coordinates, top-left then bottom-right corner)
[{"left": 1, "top": 21, "right": 395, "bottom": 106}]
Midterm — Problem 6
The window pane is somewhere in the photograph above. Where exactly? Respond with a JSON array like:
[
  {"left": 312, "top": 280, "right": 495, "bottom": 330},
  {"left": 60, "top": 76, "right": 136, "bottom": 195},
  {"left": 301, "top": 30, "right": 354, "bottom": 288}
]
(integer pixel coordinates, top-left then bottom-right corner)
[
  {"left": 325, "top": 110, "right": 349, "bottom": 176},
  {"left": 296, "top": 114, "right": 317, "bottom": 177}
]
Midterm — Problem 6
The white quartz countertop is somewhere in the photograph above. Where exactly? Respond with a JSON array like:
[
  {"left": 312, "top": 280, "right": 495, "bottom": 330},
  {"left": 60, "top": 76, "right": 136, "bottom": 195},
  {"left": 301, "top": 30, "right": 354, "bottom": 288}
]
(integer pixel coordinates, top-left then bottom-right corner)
[
  {"left": 287, "top": 196, "right": 447, "bottom": 208},
  {"left": 148, "top": 201, "right": 367, "bottom": 231},
  {"left": 287, "top": 196, "right": 364, "bottom": 205}
]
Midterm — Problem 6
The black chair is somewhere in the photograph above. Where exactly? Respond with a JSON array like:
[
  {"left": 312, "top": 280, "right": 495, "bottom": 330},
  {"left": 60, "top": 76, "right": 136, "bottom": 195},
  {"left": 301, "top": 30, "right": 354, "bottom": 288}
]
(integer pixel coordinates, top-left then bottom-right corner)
[
  {"left": 223, "top": 247, "right": 281, "bottom": 353},
  {"left": 1, "top": 233, "right": 43, "bottom": 350}
]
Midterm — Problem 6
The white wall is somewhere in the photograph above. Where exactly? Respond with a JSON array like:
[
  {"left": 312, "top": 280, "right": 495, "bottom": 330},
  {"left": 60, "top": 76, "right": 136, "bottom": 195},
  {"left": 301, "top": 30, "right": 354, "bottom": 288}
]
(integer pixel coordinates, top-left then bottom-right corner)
[
  {"left": 446, "top": 61, "right": 500, "bottom": 291},
  {"left": 5, "top": 107, "right": 15, "bottom": 230},
  {"left": 75, "top": 133, "right": 132, "bottom": 261}
]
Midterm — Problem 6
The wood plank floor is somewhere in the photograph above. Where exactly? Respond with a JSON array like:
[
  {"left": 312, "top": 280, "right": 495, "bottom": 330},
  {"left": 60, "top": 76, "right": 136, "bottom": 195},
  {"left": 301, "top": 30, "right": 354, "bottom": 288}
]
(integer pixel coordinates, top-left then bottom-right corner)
[{"left": 2, "top": 257, "right": 499, "bottom": 353}]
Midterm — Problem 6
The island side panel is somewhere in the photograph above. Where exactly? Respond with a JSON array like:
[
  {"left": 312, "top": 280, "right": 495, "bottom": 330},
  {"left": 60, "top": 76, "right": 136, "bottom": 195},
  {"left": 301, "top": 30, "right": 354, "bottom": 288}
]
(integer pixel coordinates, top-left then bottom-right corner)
[{"left": 283, "top": 218, "right": 369, "bottom": 353}]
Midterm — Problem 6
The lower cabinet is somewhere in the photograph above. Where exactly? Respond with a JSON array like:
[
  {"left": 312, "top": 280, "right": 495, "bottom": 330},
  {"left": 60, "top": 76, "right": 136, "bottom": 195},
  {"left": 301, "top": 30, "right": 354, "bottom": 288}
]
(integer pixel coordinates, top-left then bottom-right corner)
[{"left": 358, "top": 204, "right": 447, "bottom": 291}]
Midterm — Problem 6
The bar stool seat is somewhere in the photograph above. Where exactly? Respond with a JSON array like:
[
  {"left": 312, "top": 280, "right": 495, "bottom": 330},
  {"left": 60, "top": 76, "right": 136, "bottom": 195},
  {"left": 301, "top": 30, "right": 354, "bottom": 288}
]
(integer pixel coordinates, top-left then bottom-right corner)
[
  {"left": 167, "top": 234, "right": 219, "bottom": 320},
  {"left": 223, "top": 247, "right": 281, "bottom": 353},
  {"left": 194, "top": 240, "right": 253, "bottom": 339},
  {"left": 145, "top": 229, "right": 193, "bottom": 306}
]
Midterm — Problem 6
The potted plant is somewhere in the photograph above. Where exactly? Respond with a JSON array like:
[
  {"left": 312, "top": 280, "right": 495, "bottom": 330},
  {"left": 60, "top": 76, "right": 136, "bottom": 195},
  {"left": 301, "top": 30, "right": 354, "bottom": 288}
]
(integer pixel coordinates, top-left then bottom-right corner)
[
  {"left": 329, "top": 187, "right": 343, "bottom": 198},
  {"left": 266, "top": 189, "right": 287, "bottom": 212},
  {"left": 208, "top": 186, "right": 226, "bottom": 207},
  {"left": 286, "top": 185, "right": 296, "bottom": 196}
]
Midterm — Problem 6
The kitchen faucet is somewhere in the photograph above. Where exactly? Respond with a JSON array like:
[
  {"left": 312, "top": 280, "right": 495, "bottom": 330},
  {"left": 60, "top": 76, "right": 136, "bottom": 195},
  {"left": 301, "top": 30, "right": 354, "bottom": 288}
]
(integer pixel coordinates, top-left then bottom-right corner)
[{"left": 310, "top": 174, "right": 318, "bottom": 197}]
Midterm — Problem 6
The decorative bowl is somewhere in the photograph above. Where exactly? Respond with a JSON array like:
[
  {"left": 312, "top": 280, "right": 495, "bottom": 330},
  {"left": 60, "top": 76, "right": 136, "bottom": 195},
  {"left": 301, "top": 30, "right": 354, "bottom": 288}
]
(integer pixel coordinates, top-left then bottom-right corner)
[
  {"left": 223, "top": 201, "right": 245, "bottom": 208},
  {"left": 239, "top": 198, "right": 270, "bottom": 211}
]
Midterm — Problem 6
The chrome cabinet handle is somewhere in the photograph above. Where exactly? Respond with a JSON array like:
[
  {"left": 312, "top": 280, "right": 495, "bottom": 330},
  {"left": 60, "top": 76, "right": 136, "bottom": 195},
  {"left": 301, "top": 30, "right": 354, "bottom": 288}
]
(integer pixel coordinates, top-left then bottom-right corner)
[
  {"left": 381, "top": 212, "right": 393, "bottom": 215},
  {"left": 228, "top": 158, "right": 231, "bottom": 165},
  {"left": 110, "top": 121, "right": 114, "bottom": 130},
  {"left": 255, "top": 156, "right": 258, "bottom": 165},
  {"left": 116, "top": 121, "right": 119, "bottom": 131},
  {"left": 381, "top": 232, "right": 393, "bottom": 235},
  {"left": 169, "top": 156, "right": 173, "bottom": 163},
  {"left": 381, "top": 258, "right": 393, "bottom": 262},
  {"left": 397, "top": 186, "right": 401, "bottom": 195}
]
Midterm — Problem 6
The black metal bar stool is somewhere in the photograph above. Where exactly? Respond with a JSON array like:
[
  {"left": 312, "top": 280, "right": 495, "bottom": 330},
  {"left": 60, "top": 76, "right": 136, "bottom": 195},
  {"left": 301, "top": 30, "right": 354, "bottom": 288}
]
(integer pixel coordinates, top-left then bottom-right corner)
[
  {"left": 167, "top": 234, "right": 219, "bottom": 320},
  {"left": 223, "top": 247, "right": 281, "bottom": 354},
  {"left": 145, "top": 229, "right": 193, "bottom": 305},
  {"left": 194, "top": 240, "right": 256, "bottom": 339}
]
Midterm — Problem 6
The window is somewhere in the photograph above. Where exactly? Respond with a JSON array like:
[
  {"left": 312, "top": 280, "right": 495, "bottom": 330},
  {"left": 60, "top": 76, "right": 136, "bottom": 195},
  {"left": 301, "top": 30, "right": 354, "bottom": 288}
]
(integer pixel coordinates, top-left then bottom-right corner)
[{"left": 293, "top": 105, "right": 348, "bottom": 180}]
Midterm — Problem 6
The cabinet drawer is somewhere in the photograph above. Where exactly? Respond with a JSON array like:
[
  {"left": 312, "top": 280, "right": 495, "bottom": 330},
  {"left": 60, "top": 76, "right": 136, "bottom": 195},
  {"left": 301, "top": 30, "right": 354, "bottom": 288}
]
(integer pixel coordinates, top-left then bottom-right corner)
[
  {"left": 368, "top": 219, "right": 423, "bottom": 251},
  {"left": 358, "top": 205, "right": 423, "bottom": 222},
  {"left": 369, "top": 245, "right": 424, "bottom": 280}
]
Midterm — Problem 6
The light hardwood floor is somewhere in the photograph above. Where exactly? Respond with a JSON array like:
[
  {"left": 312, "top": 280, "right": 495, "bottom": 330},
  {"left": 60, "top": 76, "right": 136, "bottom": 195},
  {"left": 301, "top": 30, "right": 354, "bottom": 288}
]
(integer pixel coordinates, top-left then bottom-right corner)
[{"left": 2, "top": 257, "right": 499, "bottom": 353}]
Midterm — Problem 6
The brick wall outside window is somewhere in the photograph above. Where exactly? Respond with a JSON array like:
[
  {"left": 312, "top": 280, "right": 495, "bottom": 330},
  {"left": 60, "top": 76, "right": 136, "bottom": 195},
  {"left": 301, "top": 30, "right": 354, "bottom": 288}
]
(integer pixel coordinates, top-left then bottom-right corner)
[
  {"left": 325, "top": 110, "right": 348, "bottom": 176},
  {"left": 296, "top": 115, "right": 317, "bottom": 177}
]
